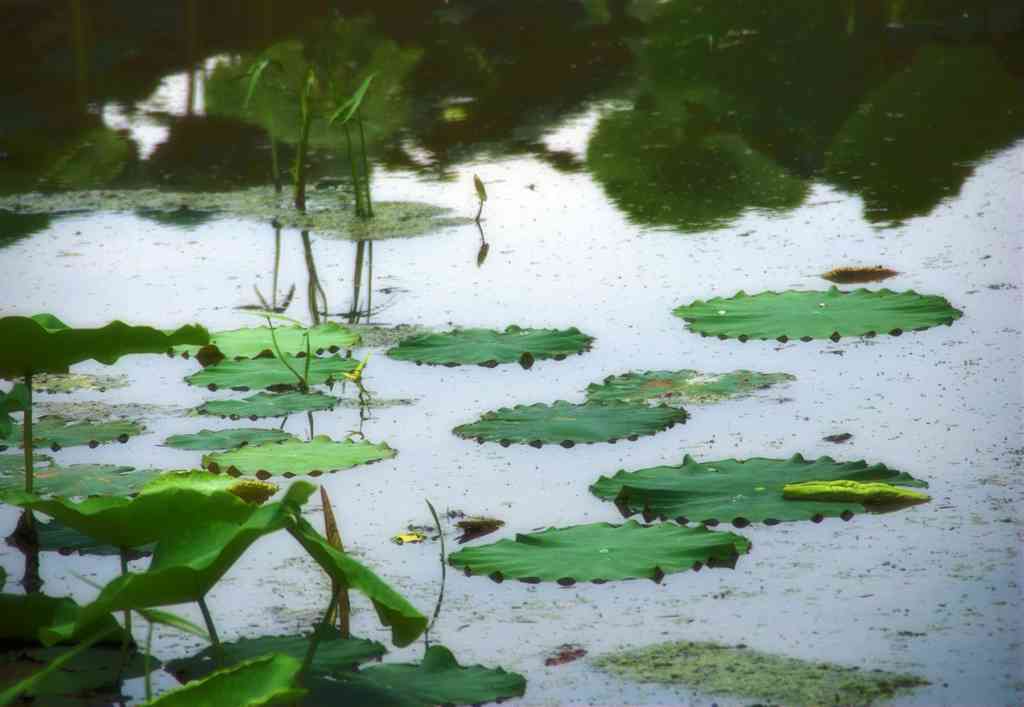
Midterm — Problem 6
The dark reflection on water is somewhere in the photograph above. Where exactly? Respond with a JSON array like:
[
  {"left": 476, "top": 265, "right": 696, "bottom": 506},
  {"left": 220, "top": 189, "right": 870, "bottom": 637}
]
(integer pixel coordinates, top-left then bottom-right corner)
[{"left": 1, "top": 0, "right": 1020, "bottom": 231}]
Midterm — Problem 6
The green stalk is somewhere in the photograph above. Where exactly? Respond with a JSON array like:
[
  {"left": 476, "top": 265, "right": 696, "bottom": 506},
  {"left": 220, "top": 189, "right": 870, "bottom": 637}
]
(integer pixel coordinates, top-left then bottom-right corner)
[
  {"left": 266, "top": 317, "right": 306, "bottom": 391},
  {"left": 299, "top": 593, "right": 337, "bottom": 681},
  {"left": 366, "top": 241, "right": 373, "bottom": 322},
  {"left": 357, "top": 110, "right": 373, "bottom": 217},
  {"left": 119, "top": 548, "right": 132, "bottom": 640},
  {"left": 21, "top": 372, "right": 33, "bottom": 493},
  {"left": 293, "top": 70, "right": 315, "bottom": 213},
  {"left": 197, "top": 594, "right": 224, "bottom": 666},
  {"left": 0, "top": 625, "right": 117, "bottom": 706},
  {"left": 344, "top": 124, "right": 364, "bottom": 217},
  {"left": 272, "top": 226, "right": 282, "bottom": 309},
  {"left": 143, "top": 618, "right": 154, "bottom": 702},
  {"left": 424, "top": 499, "right": 447, "bottom": 651}
]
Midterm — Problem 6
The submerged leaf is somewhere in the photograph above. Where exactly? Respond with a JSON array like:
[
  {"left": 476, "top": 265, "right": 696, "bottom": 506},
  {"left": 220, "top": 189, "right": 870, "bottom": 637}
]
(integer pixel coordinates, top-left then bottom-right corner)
[
  {"left": 586, "top": 370, "right": 794, "bottom": 406},
  {"left": 163, "top": 428, "right": 294, "bottom": 451},
  {"left": 448, "top": 521, "right": 749, "bottom": 584},
  {"left": 142, "top": 653, "right": 305, "bottom": 706},
  {"left": 196, "top": 391, "right": 340, "bottom": 419},
  {"left": 0, "top": 462, "right": 158, "bottom": 498},
  {"left": 387, "top": 326, "right": 593, "bottom": 367},
  {"left": 203, "top": 435, "right": 395, "bottom": 478},
  {"left": 185, "top": 355, "right": 357, "bottom": 391},
  {"left": 2, "top": 415, "right": 145, "bottom": 451},
  {"left": 173, "top": 323, "right": 359, "bottom": 361}
]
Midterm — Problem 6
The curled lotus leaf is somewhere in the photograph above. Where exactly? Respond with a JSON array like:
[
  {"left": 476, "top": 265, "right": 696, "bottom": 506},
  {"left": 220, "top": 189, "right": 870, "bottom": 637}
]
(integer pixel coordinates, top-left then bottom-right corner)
[
  {"left": 586, "top": 370, "right": 795, "bottom": 406},
  {"left": 448, "top": 520, "right": 749, "bottom": 584},
  {"left": 173, "top": 322, "right": 360, "bottom": 360},
  {"left": 387, "top": 325, "right": 594, "bottom": 367},
  {"left": 184, "top": 355, "right": 358, "bottom": 391},
  {"left": 0, "top": 461, "right": 160, "bottom": 497},
  {"left": 453, "top": 401, "right": 687, "bottom": 447},
  {"left": 310, "top": 644, "right": 527, "bottom": 706},
  {"left": 1, "top": 415, "right": 145, "bottom": 451},
  {"left": 590, "top": 454, "right": 929, "bottom": 527},
  {"left": 0, "top": 314, "right": 209, "bottom": 378},
  {"left": 782, "top": 479, "right": 930, "bottom": 506},
  {"left": 203, "top": 435, "right": 396, "bottom": 479},
  {"left": 196, "top": 391, "right": 340, "bottom": 419},
  {"left": 142, "top": 653, "right": 305, "bottom": 707},
  {"left": 672, "top": 287, "right": 962, "bottom": 341},
  {"left": 163, "top": 428, "right": 294, "bottom": 451}
]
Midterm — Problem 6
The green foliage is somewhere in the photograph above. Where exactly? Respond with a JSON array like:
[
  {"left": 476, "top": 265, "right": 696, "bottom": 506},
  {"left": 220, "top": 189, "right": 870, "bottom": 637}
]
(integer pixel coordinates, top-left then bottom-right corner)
[
  {"left": 782, "top": 479, "right": 930, "bottom": 506},
  {"left": 387, "top": 326, "right": 594, "bottom": 367},
  {"left": 141, "top": 653, "right": 306, "bottom": 707},
  {"left": 0, "top": 592, "right": 124, "bottom": 646},
  {"left": 0, "top": 384, "right": 29, "bottom": 438},
  {"left": 184, "top": 356, "right": 357, "bottom": 391},
  {"left": 203, "top": 435, "right": 396, "bottom": 478},
  {"left": 453, "top": 401, "right": 686, "bottom": 447},
  {"left": 0, "top": 315, "right": 209, "bottom": 378},
  {"left": 448, "top": 521, "right": 749, "bottom": 584},
  {"left": 174, "top": 323, "right": 359, "bottom": 360},
  {"left": 586, "top": 370, "right": 795, "bottom": 406},
  {"left": 1, "top": 643, "right": 155, "bottom": 703},
  {"left": 163, "top": 428, "right": 295, "bottom": 451},
  {"left": 36, "top": 518, "right": 153, "bottom": 557},
  {"left": 2, "top": 415, "right": 144, "bottom": 450},
  {"left": 31, "top": 372, "right": 129, "bottom": 394},
  {"left": 673, "top": 287, "right": 962, "bottom": 341},
  {"left": 0, "top": 462, "right": 158, "bottom": 497},
  {"left": 196, "top": 391, "right": 341, "bottom": 419},
  {"left": 590, "top": 454, "right": 929, "bottom": 525},
  {"left": 329, "top": 74, "right": 376, "bottom": 127}
]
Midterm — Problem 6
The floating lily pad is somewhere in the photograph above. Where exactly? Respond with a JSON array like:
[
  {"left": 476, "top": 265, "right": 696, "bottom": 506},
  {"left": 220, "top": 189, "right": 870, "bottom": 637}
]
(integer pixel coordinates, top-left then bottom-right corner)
[
  {"left": 387, "top": 326, "right": 593, "bottom": 368},
  {"left": 166, "top": 628, "right": 385, "bottom": 684},
  {"left": 173, "top": 323, "right": 360, "bottom": 360},
  {"left": 586, "top": 370, "right": 794, "bottom": 406},
  {"left": 196, "top": 391, "right": 341, "bottom": 419},
  {"left": 672, "top": 287, "right": 962, "bottom": 342},
  {"left": 311, "top": 645, "right": 527, "bottom": 707},
  {"left": 595, "top": 641, "right": 929, "bottom": 706},
  {"left": 453, "top": 401, "right": 687, "bottom": 448},
  {"left": 202, "top": 435, "right": 396, "bottom": 478},
  {"left": 163, "top": 428, "right": 295, "bottom": 451},
  {"left": 31, "top": 373, "right": 129, "bottom": 394},
  {"left": 185, "top": 356, "right": 358, "bottom": 391},
  {"left": 1, "top": 415, "right": 145, "bottom": 451},
  {"left": 0, "top": 462, "right": 160, "bottom": 497},
  {"left": 590, "top": 454, "right": 929, "bottom": 526},
  {"left": 448, "top": 520, "right": 749, "bottom": 584}
]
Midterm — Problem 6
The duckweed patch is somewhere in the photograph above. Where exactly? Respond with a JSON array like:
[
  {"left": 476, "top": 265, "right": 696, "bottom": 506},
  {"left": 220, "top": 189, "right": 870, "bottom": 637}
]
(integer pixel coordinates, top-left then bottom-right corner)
[
  {"left": 346, "top": 323, "right": 431, "bottom": 348},
  {"left": 31, "top": 373, "right": 129, "bottom": 394},
  {"left": 586, "top": 370, "right": 794, "bottom": 406},
  {"left": 594, "top": 640, "right": 929, "bottom": 706}
]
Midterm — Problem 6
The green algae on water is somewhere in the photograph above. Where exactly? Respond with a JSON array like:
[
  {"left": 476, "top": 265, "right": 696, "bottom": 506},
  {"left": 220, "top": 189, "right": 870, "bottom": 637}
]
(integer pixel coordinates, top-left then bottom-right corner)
[{"left": 594, "top": 641, "right": 929, "bottom": 706}]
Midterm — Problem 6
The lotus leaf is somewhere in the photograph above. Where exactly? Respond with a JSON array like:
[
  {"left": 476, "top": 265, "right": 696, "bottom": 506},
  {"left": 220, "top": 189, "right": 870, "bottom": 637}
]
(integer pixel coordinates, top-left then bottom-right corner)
[
  {"left": 140, "top": 470, "right": 279, "bottom": 505},
  {"left": 0, "top": 592, "right": 124, "bottom": 646},
  {"left": 0, "top": 384, "right": 29, "bottom": 438},
  {"left": 586, "top": 370, "right": 795, "bottom": 406},
  {"left": 196, "top": 391, "right": 341, "bottom": 419},
  {"left": 0, "top": 462, "right": 159, "bottom": 497},
  {"left": 0, "top": 315, "right": 209, "bottom": 379},
  {"left": 203, "top": 435, "right": 396, "bottom": 478},
  {"left": 310, "top": 645, "right": 527, "bottom": 707},
  {"left": 590, "top": 454, "right": 929, "bottom": 526},
  {"left": 142, "top": 653, "right": 306, "bottom": 707},
  {"left": 0, "top": 453, "right": 51, "bottom": 474},
  {"left": 185, "top": 356, "right": 358, "bottom": 391},
  {"left": 36, "top": 519, "right": 153, "bottom": 557},
  {"left": 2, "top": 415, "right": 145, "bottom": 451},
  {"left": 174, "top": 323, "right": 360, "bottom": 360},
  {"left": 387, "top": 326, "right": 593, "bottom": 367},
  {"left": 32, "top": 372, "right": 129, "bottom": 394},
  {"left": 288, "top": 516, "right": 427, "bottom": 648},
  {"left": 448, "top": 520, "right": 749, "bottom": 584},
  {"left": 166, "top": 628, "right": 385, "bottom": 684},
  {"left": 163, "top": 428, "right": 295, "bottom": 451},
  {"left": 40, "top": 482, "right": 317, "bottom": 645},
  {"left": 672, "top": 287, "right": 962, "bottom": 341},
  {"left": 782, "top": 479, "right": 930, "bottom": 506},
  {"left": 453, "top": 401, "right": 686, "bottom": 447},
  {"left": 2, "top": 643, "right": 154, "bottom": 701}
]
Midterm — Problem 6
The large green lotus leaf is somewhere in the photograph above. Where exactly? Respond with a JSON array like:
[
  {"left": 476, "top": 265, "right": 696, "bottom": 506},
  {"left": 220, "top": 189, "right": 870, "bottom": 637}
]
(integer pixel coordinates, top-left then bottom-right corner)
[
  {"left": 590, "top": 454, "right": 929, "bottom": 526},
  {"left": 0, "top": 462, "right": 160, "bottom": 497},
  {"left": 41, "top": 483, "right": 317, "bottom": 645},
  {"left": 174, "top": 323, "right": 360, "bottom": 360},
  {"left": 142, "top": 653, "right": 305, "bottom": 707},
  {"left": 163, "top": 428, "right": 295, "bottom": 451},
  {"left": 203, "top": 435, "right": 396, "bottom": 479},
  {"left": 0, "top": 384, "right": 29, "bottom": 438},
  {"left": 36, "top": 518, "right": 154, "bottom": 558},
  {"left": 387, "top": 326, "right": 593, "bottom": 367},
  {"left": 2, "top": 415, "right": 145, "bottom": 450},
  {"left": 2, "top": 643, "right": 154, "bottom": 701},
  {"left": 139, "top": 470, "right": 280, "bottom": 505},
  {"left": 672, "top": 287, "right": 962, "bottom": 342},
  {"left": 586, "top": 370, "right": 795, "bottom": 406},
  {"left": 309, "top": 645, "right": 526, "bottom": 707},
  {"left": 288, "top": 516, "right": 427, "bottom": 648},
  {"left": 166, "top": 628, "right": 385, "bottom": 684},
  {"left": 448, "top": 521, "right": 749, "bottom": 584},
  {"left": 185, "top": 356, "right": 358, "bottom": 391},
  {"left": 453, "top": 401, "right": 687, "bottom": 447},
  {"left": 0, "top": 593, "right": 124, "bottom": 646},
  {"left": 0, "top": 315, "right": 208, "bottom": 378},
  {"left": 196, "top": 391, "right": 341, "bottom": 420}
]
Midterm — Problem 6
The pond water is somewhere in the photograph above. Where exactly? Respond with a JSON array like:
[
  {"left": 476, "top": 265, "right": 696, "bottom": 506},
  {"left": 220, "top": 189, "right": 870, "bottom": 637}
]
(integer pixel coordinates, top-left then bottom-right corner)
[{"left": 1, "top": 2, "right": 1022, "bottom": 705}]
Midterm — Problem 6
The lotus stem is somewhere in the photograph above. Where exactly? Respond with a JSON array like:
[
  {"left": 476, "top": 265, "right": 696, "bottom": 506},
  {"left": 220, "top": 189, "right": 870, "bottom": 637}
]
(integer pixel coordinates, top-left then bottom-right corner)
[
  {"left": 424, "top": 499, "right": 446, "bottom": 650},
  {"left": 319, "top": 486, "right": 350, "bottom": 637},
  {"left": 344, "top": 124, "right": 364, "bottom": 218},
  {"left": 22, "top": 372, "right": 32, "bottom": 494},
  {"left": 197, "top": 595, "right": 224, "bottom": 665},
  {"left": 120, "top": 548, "right": 132, "bottom": 640},
  {"left": 300, "top": 592, "right": 337, "bottom": 681},
  {"left": 475, "top": 199, "right": 484, "bottom": 224},
  {"left": 293, "top": 70, "right": 314, "bottom": 213},
  {"left": 357, "top": 110, "right": 373, "bottom": 218},
  {"left": 366, "top": 241, "right": 373, "bottom": 321},
  {"left": 143, "top": 618, "right": 154, "bottom": 701}
]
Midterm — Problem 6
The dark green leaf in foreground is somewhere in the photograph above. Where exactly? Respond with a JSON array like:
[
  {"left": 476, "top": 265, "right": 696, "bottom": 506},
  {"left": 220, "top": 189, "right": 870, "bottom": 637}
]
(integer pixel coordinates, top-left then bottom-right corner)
[
  {"left": 594, "top": 641, "right": 929, "bottom": 707},
  {"left": 166, "top": 628, "right": 385, "bottom": 684},
  {"left": 590, "top": 454, "right": 929, "bottom": 526},
  {"left": 453, "top": 401, "right": 686, "bottom": 447},
  {"left": 1, "top": 643, "right": 155, "bottom": 702},
  {"left": 185, "top": 355, "right": 357, "bottom": 391},
  {"left": 142, "top": 653, "right": 305, "bottom": 707},
  {"left": 586, "top": 370, "right": 794, "bottom": 406},
  {"left": 0, "top": 592, "right": 124, "bottom": 646},
  {"left": 310, "top": 645, "right": 526, "bottom": 707},
  {"left": 1, "top": 415, "right": 145, "bottom": 450},
  {"left": 173, "top": 323, "right": 360, "bottom": 360},
  {"left": 387, "top": 326, "right": 593, "bottom": 367},
  {"left": 672, "top": 287, "right": 962, "bottom": 341},
  {"left": 448, "top": 521, "right": 749, "bottom": 584},
  {"left": 0, "top": 461, "right": 160, "bottom": 497},
  {"left": 203, "top": 435, "right": 396, "bottom": 478},
  {"left": 36, "top": 518, "right": 154, "bottom": 557},
  {"left": 163, "top": 428, "right": 294, "bottom": 451},
  {"left": 0, "top": 315, "right": 209, "bottom": 378},
  {"left": 196, "top": 391, "right": 341, "bottom": 419},
  {"left": 0, "top": 384, "right": 29, "bottom": 438}
]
